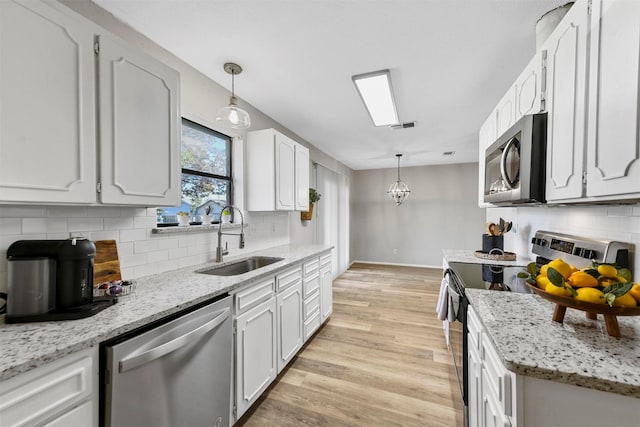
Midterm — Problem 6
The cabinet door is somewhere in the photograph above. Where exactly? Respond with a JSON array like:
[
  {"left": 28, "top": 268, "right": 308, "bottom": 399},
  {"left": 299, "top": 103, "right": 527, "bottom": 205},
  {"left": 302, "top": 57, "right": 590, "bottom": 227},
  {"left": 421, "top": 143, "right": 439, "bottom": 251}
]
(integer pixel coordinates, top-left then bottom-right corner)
[
  {"left": 478, "top": 114, "right": 497, "bottom": 207},
  {"left": 0, "top": 0, "right": 96, "bottom": 203},
  {"left": 481, "top": 377, "right": 510, "bottom": 427},
  {"left": 294, "top": 144, "right": 310, "bottom": 211},
  {"left": 235, "top": 297, "right": 277, "bottom": 419},
  {"left": 276, "top": 283, "right": 303, "bottom": 373},
  {"left": 97, "top": 34, "right": 181, "bottom": 206},
  {"left": 545, "top": 0, "right": 589, "bottom": 202},
  {"left": 320, "top": 263, "right": 333, "bottom": 322},
  {"left": 468, "top": 343, "right": 482, "bottom": 427},
  {"left": 495, "top": 88, "right": 516, "bottom": 138},
  {"left": 586, "top": 0, "right": 640, "bottom": 198},
  {"left": 515, "top": 51, "right": 545, "bottom": 119},
  {"left": 275, "top": 133, "right": 295, "bottom": 210}
]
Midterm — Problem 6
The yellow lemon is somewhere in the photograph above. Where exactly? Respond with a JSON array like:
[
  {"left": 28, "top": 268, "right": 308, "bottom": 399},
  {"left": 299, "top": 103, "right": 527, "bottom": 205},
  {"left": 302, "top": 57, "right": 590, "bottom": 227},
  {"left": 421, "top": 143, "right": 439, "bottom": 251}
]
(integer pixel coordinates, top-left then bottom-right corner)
[
  {"left": 545, "top": 282, "right": 572, "bottom": 297},
  {"left": 629, "top": 283, "right": 640, "bottom": 303},
  {"left": 615, "top": 275, "right": 628, "bottom": 283},
  {"left": 599, "top": 277, "right": 621, "bottom": 287},
  {"left": 568, "top": 271, "right": 599, "bottom": 288},
  {"left": 613, "top": 292, "right": 638, "bottom": 307},
  {"left": 548, "top": 258, "right": 572, "bottom": 280},
  {"left": 597, "top": 264, "right": 618, "bottom": 278},
  {"left": 536, "top": 275, "right": 551, "bottom": 289},
  {"left": 575, "top": 288, "right": 606, "bottom": 304}
]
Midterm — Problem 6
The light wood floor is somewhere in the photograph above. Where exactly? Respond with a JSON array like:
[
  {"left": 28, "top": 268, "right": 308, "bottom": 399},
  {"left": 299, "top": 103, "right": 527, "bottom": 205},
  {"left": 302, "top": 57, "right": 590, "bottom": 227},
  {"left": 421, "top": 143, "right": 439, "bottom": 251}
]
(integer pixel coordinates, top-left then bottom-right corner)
[{"left": 236, "top": 262, "right": 464, "bottom": 427}]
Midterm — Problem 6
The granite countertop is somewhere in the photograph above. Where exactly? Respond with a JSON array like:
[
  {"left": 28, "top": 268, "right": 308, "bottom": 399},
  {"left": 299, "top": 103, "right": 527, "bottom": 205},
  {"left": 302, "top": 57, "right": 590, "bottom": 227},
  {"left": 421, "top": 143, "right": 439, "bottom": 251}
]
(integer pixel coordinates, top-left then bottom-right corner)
[
  {"left": 443, "top": 249, "right": 533, "bottom": 267},
  {"left": 466, "top": 288, "right": 640, "bottom": 398},
  {"left": 0, "top": 244, "right": 332, "bottom": 382}
]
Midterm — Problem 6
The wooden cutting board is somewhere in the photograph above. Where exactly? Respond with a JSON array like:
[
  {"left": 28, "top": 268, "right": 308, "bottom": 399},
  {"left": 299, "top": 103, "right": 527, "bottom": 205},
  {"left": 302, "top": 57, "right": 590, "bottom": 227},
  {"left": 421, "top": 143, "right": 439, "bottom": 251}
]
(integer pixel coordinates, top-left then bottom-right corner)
[{"left": 93, "top": 240, "right": 122, "bottom": 285}]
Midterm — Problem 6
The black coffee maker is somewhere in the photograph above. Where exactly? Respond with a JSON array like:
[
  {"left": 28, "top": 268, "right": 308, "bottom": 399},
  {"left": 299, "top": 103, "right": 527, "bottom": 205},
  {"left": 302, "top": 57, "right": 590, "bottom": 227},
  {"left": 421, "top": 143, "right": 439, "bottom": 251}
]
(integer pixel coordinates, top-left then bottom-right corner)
[{"left": 6, "top": 238, "right": 115, "bottom": 323}]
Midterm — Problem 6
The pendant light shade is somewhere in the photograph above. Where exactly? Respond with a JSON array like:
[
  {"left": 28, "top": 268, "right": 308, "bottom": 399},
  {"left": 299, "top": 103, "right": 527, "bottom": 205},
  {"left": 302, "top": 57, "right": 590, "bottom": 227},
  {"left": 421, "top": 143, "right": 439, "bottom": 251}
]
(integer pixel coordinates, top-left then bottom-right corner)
[
  {"left": 216, "top": 62, "right": 251, "bottom": 130},
  {"left": 387, "top": 154, "right": 410, "bottom": 205}
]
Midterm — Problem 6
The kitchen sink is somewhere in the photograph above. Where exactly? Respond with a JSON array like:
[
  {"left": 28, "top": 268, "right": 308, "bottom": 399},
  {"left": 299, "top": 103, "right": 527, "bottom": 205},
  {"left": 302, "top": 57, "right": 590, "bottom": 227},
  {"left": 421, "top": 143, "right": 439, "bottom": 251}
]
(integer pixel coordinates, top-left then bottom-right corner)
[{"left": 198, "top": 256, "right": 284, "bottom": 276}]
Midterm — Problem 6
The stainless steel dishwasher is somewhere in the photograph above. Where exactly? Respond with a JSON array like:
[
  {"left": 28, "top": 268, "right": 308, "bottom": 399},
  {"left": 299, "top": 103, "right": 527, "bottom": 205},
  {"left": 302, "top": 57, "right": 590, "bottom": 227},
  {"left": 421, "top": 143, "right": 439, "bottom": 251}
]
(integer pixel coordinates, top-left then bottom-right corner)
[{"left": 103, "top": 294, "right": 232, "bottom": 427}]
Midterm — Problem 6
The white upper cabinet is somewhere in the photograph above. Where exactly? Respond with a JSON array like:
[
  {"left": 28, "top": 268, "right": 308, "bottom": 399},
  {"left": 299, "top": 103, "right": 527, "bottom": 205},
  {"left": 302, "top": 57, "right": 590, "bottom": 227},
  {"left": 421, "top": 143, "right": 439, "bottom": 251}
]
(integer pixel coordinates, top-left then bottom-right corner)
[
  {"left": 544, "top": 0, "right": 589, "bottom": 202},
  {"left": 246, "top": 128, "right": 310, "bottom": 211},
  {"left": 586, "top": 0, "right": 640, "bottom": 199},
  {"left": 97, "top": 35, "right": 181, "bottom": 206},
  {"left": 514, "top": 51, "right": 545, "bottom": 120},
  {"left": 495, "top": 88, "right": 516, "bottom": 138},
  {"left": 478, "top": 114, "right": 497, "bottom": 207},
  {"left": 0, "top": 0, "right": 96, "bottom": 203},
  {"left": 0, "top": 0, "right": 180, "bottom": 207},
  {"left": 294, "top": 144, "right": 310, "bottom": 210}
]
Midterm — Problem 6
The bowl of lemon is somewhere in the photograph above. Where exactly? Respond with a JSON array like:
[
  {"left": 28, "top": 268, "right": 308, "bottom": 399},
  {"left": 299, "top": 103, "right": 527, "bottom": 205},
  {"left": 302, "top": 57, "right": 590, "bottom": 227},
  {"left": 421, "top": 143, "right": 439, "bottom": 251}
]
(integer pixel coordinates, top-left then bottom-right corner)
[{"left": 519, "top": 259, "right": 640, "bottom": 338}]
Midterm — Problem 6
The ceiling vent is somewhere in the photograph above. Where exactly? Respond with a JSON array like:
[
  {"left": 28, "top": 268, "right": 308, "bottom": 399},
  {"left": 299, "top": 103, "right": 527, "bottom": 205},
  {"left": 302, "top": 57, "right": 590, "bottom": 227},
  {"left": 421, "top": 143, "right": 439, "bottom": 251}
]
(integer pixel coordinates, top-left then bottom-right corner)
[
  {"left": 443, "top": 151, "right": 456, "bottom": 156},
  {"left": 390, "top": 121, "right": 416, "bottom": 130}
]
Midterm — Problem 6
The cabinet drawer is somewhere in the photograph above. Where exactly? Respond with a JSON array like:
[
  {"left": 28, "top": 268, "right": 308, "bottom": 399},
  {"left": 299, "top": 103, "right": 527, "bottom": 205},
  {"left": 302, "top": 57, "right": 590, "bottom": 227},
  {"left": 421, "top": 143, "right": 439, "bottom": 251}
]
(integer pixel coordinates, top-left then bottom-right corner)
[
  {"left": 235, "top": 278, "right": 275, "bottom": 314},
  {"left": 467, "top": 305, "right": 482, "bottom": 351},
  {"left": 277, "top": 266, "right": 302, "bottom": 292},
  {"left": 303, "top": 258, "right": 319, "bottom": 276},
  {"left": 320, "top": 253, "right": 331, "bottom": 267},
  {"left": 0, "top": 347, "right": 95, "bottom": 427},
  {"left": 303, "top": 292, "right": 320, "bottom": 320},
  {"left": 303, "top": 273, "right": 320, "bottom": 299},
  {"left": 304, "top": 311, "right": 321, "bottom": 341}
]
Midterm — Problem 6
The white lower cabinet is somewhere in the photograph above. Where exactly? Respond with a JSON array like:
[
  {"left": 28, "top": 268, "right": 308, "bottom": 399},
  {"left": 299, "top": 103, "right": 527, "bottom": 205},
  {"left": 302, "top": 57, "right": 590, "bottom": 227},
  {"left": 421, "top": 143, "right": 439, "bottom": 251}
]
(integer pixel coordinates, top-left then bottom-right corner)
[
  {"left": 234, "top": 295, "right": 277, "bottom": 419},
  {"left": 319, "top": 253, "right": 333, "bottom": 322},
  {"left": 468, "top": 304, "right": 639, "bottom": 427},
  {"left": 0, "top": 346, "right": 98, "bottom": 427},
  {"left": 233, "top": 254, "right": 333, "bottom": 421},
  {"left": 276, "top": 266, "right": 303, "bottom": 373}
]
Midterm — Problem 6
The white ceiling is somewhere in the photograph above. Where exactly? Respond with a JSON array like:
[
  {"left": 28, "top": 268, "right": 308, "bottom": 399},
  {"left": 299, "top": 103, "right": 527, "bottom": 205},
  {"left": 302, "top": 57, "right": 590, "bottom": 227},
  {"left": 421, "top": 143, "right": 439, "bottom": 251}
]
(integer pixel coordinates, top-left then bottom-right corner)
[{"left": 93, "top": 0, "right": 566, "bottom": 170}]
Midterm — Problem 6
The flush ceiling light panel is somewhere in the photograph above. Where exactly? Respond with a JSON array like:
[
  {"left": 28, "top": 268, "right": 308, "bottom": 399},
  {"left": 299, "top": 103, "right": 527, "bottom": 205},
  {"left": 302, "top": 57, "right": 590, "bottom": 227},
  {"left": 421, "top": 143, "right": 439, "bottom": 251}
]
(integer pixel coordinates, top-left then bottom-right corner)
[{"left": 352, "top": 69, "right": 399, "bottom": 126}]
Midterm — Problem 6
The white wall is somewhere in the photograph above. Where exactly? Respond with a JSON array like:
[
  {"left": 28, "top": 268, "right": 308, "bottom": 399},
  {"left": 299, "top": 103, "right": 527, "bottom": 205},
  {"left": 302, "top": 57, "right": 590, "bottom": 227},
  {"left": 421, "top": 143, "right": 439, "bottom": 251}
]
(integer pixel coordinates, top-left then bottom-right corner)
[
  {"left": 488, "top": 204, "right": 640, "bottom": 273},
  {"left": 352, "top": 163, "right": 485, "bottom": 267},
  {"left": 0, "top": 0, "right": 352, "bottom": 292}
]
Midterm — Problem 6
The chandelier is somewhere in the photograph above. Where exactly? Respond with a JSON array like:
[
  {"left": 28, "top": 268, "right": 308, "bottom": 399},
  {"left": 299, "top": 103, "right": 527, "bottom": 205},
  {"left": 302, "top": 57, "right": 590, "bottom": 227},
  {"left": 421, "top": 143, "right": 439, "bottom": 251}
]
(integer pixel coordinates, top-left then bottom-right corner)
[{"left": 387, "top": 154, "right": 410, "bottom": 205}]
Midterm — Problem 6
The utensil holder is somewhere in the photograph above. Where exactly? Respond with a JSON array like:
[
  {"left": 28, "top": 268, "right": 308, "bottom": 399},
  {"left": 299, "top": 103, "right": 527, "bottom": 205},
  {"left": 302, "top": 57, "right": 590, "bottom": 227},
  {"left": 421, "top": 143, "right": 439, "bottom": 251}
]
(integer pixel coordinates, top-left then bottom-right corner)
[{"left": 482, "top": 234, "right": 504, "bottom": 253}]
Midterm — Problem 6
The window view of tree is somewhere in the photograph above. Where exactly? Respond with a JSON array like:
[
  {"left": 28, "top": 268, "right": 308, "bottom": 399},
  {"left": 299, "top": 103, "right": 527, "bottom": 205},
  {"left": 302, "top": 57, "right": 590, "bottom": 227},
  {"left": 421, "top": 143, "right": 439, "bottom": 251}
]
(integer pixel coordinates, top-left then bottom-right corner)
[{"left": 157, "top": 118, "right": 232, "bottom": 224}]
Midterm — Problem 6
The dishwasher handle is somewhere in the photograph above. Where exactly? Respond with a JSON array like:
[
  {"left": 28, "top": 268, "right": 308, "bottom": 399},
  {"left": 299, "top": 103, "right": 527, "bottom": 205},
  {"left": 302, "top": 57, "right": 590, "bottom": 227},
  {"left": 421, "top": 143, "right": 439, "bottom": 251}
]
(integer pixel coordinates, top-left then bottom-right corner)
[{"left": 119, "top": 307, "right": 230, "bottom": 373}]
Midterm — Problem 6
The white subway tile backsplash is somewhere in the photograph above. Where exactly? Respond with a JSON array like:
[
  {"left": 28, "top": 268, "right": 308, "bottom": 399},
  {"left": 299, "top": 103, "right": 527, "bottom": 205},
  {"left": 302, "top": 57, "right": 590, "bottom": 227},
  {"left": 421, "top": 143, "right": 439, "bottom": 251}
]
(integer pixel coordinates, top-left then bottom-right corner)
[
  {"left": 134, "top": 240, "right": 159, "bottom": 253},
  {"left": 48, "top": 206, "right": 88, "bottom": 218},
  {"left": 22, "top": 218, "right": 67, "bottom": 234},
  {"left": 120, "top": 228, "right": 148, "bottom": 242},
  {"left": 68, "top": 218, "right": 104, "bottom": 232},
  {"left": 119, "top": 253, "right": 147, "bottom": 268},
  {"left": 607, "top": 205, "right": 634, "bottom": 217},
  {"left": 0, "top": 206, "right": 47, "bottom": 218},
  {"left": 147, "top": 250, "right": 169, "bottom": 263},
  {"left": 89, "top": 231, "right": 119, "bottom": 241},
  {"left": 0, "top": 219, "right": 20, "bottom": 235},
  {"left": 87, "top": 207, "right": 121, "bottom": 217},
  {"left": 104, "top": 217, "right": 134, "bottom": 230},
  {"left": 169, "top": 247, "right": 188, "bottom": 259},
  {"left": 0, "top": 203, "right": 291, "bottom": 292}
]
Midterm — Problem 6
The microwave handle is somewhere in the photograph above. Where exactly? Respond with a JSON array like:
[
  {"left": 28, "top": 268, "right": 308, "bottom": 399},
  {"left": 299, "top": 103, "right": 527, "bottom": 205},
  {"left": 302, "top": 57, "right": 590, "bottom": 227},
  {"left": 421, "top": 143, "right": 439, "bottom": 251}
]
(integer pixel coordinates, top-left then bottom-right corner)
[{"left": 500, "top": 137, "right": 518, "bottom": 190}]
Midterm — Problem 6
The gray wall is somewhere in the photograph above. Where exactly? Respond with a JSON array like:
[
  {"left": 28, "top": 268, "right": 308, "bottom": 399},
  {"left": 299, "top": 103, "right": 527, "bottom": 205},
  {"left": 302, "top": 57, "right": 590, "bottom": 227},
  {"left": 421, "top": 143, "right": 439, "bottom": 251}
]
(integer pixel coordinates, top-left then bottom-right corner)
[{"left": 352, "top": 163, "right": 485, "bottom": 267}]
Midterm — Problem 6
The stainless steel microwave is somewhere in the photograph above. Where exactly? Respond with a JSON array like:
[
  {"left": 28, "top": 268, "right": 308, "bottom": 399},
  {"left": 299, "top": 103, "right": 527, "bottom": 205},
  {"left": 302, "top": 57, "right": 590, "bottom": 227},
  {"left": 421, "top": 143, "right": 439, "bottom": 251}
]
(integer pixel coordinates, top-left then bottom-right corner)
[{"left": 484, "top": 113, "right": 547, "bottom": 205}]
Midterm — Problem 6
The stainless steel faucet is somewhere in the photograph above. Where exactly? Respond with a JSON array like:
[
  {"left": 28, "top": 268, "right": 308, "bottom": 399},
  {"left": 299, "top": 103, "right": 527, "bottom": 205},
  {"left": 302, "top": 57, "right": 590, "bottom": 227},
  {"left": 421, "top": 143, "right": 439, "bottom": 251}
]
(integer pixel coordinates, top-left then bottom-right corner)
[{"left": 216, "top": 205, "right": 245, "bottom": 262}]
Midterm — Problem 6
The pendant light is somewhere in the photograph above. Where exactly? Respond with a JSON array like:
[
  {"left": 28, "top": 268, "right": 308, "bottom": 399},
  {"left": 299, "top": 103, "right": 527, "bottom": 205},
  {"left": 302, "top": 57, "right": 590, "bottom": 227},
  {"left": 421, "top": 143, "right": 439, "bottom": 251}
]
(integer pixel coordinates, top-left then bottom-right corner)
[
  {"left": 387, "top": 154, "right": 410, "bottom": 205},
  {"left": 216, "top": 62, "right": 251, "bottom": 130}
]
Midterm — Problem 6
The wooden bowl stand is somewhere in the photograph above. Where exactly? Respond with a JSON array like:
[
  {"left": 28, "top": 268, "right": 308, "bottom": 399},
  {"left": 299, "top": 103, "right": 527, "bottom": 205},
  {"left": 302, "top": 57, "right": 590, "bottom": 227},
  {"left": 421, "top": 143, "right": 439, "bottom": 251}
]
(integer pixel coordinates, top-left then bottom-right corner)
[{"left": 552, "top": 304, "right": 620, "bottom": 337}]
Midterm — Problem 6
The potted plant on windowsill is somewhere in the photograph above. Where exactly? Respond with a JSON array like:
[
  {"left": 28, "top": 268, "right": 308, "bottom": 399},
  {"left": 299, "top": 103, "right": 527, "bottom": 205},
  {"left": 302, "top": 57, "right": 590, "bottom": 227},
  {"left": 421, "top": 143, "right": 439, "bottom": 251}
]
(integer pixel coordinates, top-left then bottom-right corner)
[
  {"left": 301, "top": 188, "right": 321, "bottom": 221},
  {"left": 177, "top": 211, "right": 190, "bottom": 226}
]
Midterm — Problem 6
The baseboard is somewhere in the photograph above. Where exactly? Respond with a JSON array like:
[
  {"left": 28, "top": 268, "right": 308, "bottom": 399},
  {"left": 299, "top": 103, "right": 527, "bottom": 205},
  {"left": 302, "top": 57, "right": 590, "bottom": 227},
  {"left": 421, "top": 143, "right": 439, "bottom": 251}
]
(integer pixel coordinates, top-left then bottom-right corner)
[{"left": 350, "top": 259, "right": 441, "bottom": 269}]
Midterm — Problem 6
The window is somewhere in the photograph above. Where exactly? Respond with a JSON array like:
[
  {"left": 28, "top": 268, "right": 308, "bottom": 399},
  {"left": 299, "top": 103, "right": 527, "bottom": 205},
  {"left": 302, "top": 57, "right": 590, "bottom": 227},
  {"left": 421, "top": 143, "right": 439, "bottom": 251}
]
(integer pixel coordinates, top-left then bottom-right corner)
[{"left": 157, "top": 118, "right": 232, "bottom": 224}]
